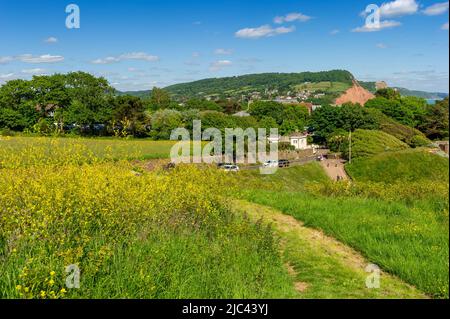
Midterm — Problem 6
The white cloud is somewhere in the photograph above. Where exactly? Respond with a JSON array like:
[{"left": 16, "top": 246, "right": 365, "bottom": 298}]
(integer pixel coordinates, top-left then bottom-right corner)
[
  {"left": 0, "top": 73, "right": 15, "bottom": 79},
  {"left": 209, "top": 60, "right": 232, "bottom": 72},
  {"left": 21, "top": 68, "right": 47, "bottom": 74},
  {"left": 379, "top": 0, "right": 419, "bottom": 17},
  {"left": 120, "top": 52, "right": 159, "bottom": 62},
  {"left": 274, "top": 12, "right": 311, "bottom": 24},
  {"left": 235, "top": 25, "right": 296, "bottom": 39},
  {"left": 330, "top": 29, "right": 340, "bottom": 35},
  {"left": 214, "top": 48, "right": 233, "bottom": 55},
  {"left": 18, "top": 54, "right": 64, "bottom": 63},
  {"left": 91, "top": 57, "right": 120, "bottom": 64},
  {"left": 423, "top": 2, "right": 449, "bottom": 15},
  {"left": 0, "top": 56, "right": 14, "bottom": 64},
  {"left": 352, "top": 20, "right": 402, "bottom": 32},
  {"left": 91, "top": 52, "right": 159, "bottom": 64},
  {"left": 44, "top": 37, "right": 58, "bottom": 43},
  {"left": 442, "top": 21, "right": 449, "bottom": 30},
  {"left": 192, "top": 52, "right": 200, "bottom": 58},
  {"left": 376, "top": 43, "right": 388, "bottom": 48}
]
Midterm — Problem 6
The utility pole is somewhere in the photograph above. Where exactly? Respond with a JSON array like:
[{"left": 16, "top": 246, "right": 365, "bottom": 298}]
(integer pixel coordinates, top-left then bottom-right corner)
[{"left": 349, "top": 130, "right": 352, "bottom": 164}]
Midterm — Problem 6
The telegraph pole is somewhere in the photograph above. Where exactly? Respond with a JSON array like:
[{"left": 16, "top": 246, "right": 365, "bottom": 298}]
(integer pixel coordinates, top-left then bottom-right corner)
[{"left": 349, "top": 130, "right": 352, "bottom": 164}]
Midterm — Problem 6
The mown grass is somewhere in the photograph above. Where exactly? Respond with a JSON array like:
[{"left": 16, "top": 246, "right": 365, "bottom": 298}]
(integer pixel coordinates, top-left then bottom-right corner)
[
  {"left": 0, "top": 163, "right": 296, "bottom": 299},
  {"left": 236, "top": 156, "right": 449, "bottom": 299},
  {"left": 294, "top": 81, "right": 351, "bottom": 94},
  {"left": 236, "top": 201, "right": 426, "bottom": 299}
]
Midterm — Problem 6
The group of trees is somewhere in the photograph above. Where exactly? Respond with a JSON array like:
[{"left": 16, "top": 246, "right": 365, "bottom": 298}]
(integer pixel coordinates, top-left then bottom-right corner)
[
  {"left": 0, "top": 73, "right": 448, "bottom": 145},
  {"left": 365, "top": 88, "right": 449, "bottom": 140}
]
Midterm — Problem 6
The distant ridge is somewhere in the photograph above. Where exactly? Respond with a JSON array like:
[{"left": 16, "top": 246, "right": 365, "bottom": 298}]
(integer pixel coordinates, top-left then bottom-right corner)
[{"left": 116, "top": 71, "right": 448, "bottom": 101}]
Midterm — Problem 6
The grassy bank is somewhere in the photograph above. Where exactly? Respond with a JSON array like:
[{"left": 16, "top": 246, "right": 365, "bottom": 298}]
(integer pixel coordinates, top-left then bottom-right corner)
[{"left": 236, "top": 157, "right": 449, "bottom": 298}]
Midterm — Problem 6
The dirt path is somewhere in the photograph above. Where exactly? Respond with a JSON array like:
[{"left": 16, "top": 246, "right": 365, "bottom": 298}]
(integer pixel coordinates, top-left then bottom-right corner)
[
  {"left": 233, "top": 200, "right": 426, "bottom": 299},
  {"left": 321, "top": 159, "right": 349, "bottom": 181}
]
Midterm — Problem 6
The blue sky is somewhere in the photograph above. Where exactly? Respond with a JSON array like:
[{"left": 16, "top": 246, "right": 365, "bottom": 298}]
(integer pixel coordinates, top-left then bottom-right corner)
[{"left": 0, "top": 0, "right": 449, "bottom": 92}]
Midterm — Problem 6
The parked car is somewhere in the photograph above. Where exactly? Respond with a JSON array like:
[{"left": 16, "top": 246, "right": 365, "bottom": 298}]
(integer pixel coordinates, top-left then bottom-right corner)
[
  {"left": 221, "top": 164, "right": 239, "bottom": 172},
  {"left": 263, "top": 160, "right": 279, "bottom": 168},
  {"left": 278, "top": 159, "right": 290, "bottom": 168},
  {"left": 217, "top": 163, "right": 233, "bottom": 168}
]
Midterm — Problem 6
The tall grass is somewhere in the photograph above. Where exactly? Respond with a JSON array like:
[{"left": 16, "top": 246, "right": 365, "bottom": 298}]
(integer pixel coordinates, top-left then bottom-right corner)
[
  {"left": 0, "top": 163, "right": 295, "bottom": 299},
  {"left": 0, "top": 136, "right": 177, "bottom": 168}
]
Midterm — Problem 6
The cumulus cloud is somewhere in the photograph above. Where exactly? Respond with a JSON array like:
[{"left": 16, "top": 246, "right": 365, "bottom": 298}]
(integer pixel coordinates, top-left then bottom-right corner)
[
  {"left": 209, "top": 60, "right": 232, "bottom": 72},
  {"left": 0, "top": 73, "right": 15, "bottom": 79},
  {"left": 214, "top": 48, "right": 233, "bottom": 55},
  {"left": 379, "top": 0, "right": 419, "bottom": 17},
  {"left": 91, "top": 52, "right": 159, "bottom": 64},
  {"left": 18, "top": 54, "right": 64, "bottom": 63},
  {"left": 423, "top": 1, "right": 449, "bottom": 16},
  {"left": 274, "top": 12, "right": 311, "bottom": 24},
  {"left": 44, "top": 37, "right": 58, "bottom": 43},
  {"left": 352, "top": 20, "right": 401, "bottom": 32},
  {"left": 0, "top": 56, "right": 14, "bottom": 64},
  {"left": 21, "top": 68, "right": 47, "bottom": 74},
  {"left": 235, "top": 25, "right": 295, "bottom": 39}
]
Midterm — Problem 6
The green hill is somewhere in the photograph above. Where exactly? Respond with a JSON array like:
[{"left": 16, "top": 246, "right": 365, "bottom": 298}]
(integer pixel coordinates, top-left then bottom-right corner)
[
  {"left": 346, "top": 149, "right": 449, "bottom": 183},
  {"left": 164, "top": 70, "right": 354, "bottom": 98},
  {"left": 117, "top": 73, "right": 447, "bottom": 101},
  {"left": 346, "top": 129, "right": 409, "bottom": 159}
]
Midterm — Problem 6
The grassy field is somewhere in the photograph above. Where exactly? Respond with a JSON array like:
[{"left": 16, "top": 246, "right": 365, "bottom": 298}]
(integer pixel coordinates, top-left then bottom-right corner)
[
  {"left": 0, "top": 162, "right": 297, "bottom": 298},
  {"left": 294, "top": 81, "right": 351, "bottom": 94},
  {"left": 236, "top": 158, "right": 449, "bottom": 299},
  {"left": 0, "top": 136, "right": 177, "bottom": 168},
  {"left": 1, "top": 136, "right": 448, "bottom": 299}
]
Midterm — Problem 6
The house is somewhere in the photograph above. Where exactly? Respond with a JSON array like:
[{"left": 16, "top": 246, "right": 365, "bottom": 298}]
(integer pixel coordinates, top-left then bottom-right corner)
[
  {"left": 272, "top": 133, "right": 310, "bottom": 150},
  {"left": 286, "top": 133, "right": 309, "bottom": 150}
]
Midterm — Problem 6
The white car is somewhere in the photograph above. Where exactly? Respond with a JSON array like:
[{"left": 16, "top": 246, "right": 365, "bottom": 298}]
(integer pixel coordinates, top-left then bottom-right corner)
[
  {"left": 222, "top": 164, "right": 240, "bottom": 172},
  {"left": 263, "top": 160, "right": 279, "bottom": 168}
]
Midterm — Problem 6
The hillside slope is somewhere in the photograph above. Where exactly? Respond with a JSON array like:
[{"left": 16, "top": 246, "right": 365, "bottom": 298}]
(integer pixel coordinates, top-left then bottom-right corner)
[
  {"left": 346, "top": 149, "right": 449, "bottom": 183},
  {"left": 165, "top": 70, "right": 354, "bottom": 98}
]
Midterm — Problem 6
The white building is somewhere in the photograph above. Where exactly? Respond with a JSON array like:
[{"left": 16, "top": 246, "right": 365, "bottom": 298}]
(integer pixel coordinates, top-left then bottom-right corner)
[
  {"left": 287, "top": 133, "right": 309, "bottom": 150},
  {"left": 269, "top": 133, "right": 311, "bottom": 150}
]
